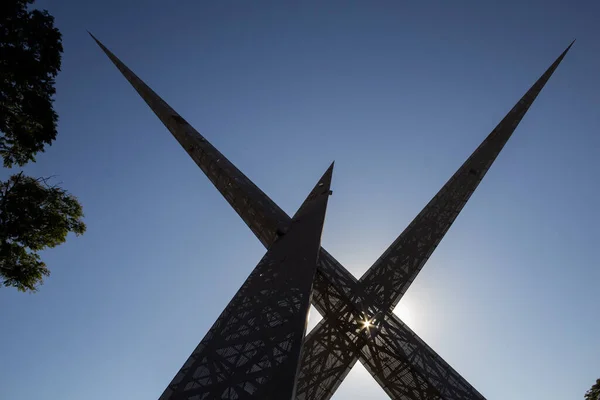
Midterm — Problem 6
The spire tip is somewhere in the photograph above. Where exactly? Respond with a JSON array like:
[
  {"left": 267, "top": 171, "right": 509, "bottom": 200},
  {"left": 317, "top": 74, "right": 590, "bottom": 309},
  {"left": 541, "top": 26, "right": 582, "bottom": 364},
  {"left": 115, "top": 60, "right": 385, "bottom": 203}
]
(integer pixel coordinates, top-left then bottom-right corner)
[
  {"left": 565, "top": 39, "right": 576, "bottom": 53},
  {"left": 87, "top": 31, "right": 104, "bottom": 48}
]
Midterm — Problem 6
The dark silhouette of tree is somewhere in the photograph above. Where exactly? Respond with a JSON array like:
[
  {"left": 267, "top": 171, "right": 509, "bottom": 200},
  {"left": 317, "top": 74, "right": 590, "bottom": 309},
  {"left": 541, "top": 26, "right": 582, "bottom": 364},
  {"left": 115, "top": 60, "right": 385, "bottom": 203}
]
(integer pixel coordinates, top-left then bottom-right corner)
[
  {"left": 0, "top": 0, "right": 85, "bottom": 292},
  {"left": 586, "top": 379, "right": 600, "bottom": 400},
  {"left": 1, "top": 0, "right": 62, "bottom": 166}
]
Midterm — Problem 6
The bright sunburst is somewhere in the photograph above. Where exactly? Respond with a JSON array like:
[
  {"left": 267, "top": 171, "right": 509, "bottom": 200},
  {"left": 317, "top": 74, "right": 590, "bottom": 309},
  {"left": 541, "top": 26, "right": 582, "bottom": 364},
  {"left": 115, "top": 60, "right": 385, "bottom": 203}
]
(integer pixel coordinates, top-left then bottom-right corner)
[{"left": 360, "top": 318, "right": 375, "bottom": 330}]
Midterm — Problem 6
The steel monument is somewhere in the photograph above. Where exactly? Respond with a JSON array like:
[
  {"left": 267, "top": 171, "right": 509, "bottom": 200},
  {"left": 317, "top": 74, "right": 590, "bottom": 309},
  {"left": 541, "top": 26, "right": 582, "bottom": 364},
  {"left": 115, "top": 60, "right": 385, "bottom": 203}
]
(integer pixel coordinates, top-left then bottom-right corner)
[{"left": 92, "top": 34, "right": 573, "bottom": 400}]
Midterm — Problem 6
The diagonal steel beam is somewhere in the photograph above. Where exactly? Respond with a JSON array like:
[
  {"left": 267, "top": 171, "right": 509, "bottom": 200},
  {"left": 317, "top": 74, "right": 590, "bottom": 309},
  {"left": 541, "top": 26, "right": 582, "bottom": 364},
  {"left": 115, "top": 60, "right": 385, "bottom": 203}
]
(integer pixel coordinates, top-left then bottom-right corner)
[
  {"left": 295, "top": 287, "right": 486, "bottom": 400},
  {"left": 88, "top": 32, "right": 289, "bottom": 250},
  {"left": 88, "top": 32, "right": 360, "bottom": 318},
  {"left": 295, "top": 41, "right": 573, "bottom": 400},
  {"left": 92, "top": 34, "right": 572, "bottom": 400},
  {"left": 358, "top": 41, "right": 575, "bottom": 315},
  {"left": 159, "top": 164, "right": 333, "bottom": 400},
  {"left": 360, "top": 313, "right": 484, "bottom": 399}
]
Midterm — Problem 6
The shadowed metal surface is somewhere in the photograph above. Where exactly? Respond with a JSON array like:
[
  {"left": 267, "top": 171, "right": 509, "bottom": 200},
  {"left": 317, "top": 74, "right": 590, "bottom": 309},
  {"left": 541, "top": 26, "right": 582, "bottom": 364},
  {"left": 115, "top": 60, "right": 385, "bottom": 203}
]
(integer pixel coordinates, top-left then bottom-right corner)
[
  {"left": 92, "top": 34, "right": 572, "bottom": 400},
  {"left": 159, "top": 165, "right": 333, "bottom": 400}
]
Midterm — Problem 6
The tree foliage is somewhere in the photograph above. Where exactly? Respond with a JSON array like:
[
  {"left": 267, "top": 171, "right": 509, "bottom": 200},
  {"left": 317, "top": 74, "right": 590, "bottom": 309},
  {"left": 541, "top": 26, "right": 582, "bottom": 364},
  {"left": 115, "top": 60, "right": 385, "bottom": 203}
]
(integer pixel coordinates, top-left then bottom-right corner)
[
  {"left": 586, "top": 379, "right": 600, "bottom": 400},
  {"left": 0, "top": 0, "right": 85, "bottom": 292},
  {"left": 0, "top": 174, "right": 85, "bottom": 291},
  {"left": 0, "top": 0, "right": 62, "bottom": 167}
]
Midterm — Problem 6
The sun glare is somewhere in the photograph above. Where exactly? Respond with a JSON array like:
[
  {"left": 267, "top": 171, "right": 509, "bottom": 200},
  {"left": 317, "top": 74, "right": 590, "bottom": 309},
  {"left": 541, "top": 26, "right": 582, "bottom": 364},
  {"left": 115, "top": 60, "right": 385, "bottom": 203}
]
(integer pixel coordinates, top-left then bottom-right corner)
[{"left": 361, "top": 318, "right": 374, "bottom": 330}]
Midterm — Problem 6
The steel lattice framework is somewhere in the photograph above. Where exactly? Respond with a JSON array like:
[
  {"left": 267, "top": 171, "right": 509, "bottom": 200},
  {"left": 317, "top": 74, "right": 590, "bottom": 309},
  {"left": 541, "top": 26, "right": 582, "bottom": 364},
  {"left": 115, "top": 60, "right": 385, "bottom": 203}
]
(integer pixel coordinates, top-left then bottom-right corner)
[
  {"left": 159, "top": 164, "right": 333, "bottom": 400},
  {"left": 92, "top": 34, "right": 573, "bottom": 400}
]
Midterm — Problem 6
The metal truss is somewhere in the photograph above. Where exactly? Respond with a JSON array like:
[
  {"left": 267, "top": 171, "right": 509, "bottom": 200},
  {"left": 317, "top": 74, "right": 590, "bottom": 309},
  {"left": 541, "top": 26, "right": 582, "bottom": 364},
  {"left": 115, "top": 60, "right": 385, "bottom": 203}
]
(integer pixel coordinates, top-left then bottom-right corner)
[
  {"left": 159, "top": 164, "right": 333, "bottom": 400},
  {"left": 92, "top": 33, "right": 573, "bottom": 400}
]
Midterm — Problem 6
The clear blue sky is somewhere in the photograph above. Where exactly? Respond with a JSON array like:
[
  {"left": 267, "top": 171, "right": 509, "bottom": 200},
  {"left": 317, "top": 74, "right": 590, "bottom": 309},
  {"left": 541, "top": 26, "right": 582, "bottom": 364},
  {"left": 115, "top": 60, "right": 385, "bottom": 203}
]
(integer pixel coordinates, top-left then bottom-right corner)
[{"left": 1, "top": 1, "right": 598, "bottom": 399}]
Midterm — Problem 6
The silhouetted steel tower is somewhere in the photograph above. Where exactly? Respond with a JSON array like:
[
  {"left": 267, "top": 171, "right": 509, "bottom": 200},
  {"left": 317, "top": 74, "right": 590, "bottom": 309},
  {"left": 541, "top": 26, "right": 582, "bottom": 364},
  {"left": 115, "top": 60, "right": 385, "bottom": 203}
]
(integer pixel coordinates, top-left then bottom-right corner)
[
  {"left": 92, "top": 33, "right": 573, "bottom": 400},
  {"left": 160, "top": 164, "right": 333, "bottom": 399}
]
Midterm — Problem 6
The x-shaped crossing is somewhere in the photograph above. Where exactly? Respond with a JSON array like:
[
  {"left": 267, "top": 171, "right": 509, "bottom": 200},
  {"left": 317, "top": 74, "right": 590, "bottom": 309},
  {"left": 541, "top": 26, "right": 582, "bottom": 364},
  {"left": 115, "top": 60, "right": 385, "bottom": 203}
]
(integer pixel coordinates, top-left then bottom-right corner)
[{"left": 91, "top": 34, "right": 572, "bottom": 400}]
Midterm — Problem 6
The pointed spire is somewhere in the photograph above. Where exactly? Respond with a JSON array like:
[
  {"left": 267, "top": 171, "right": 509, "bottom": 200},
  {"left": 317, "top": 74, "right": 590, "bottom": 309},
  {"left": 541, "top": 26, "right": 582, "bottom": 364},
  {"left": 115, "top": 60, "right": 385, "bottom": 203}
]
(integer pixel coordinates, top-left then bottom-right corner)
[
  {"left": 566, "top": 39, "right": 576, "bottom": 51},
  {"left": 292, "top": 161, "right": 334, "bottom": 220},
  {"left": 359, "top": 42, "right": 573, "bottom": 313},
  {"left": 90, "top": 33, "right": 292, "bottom": 248},
  {"left": 90, "top": 32, "right": 362, "bottom": 340},
  {"left": 159, "top": 163, "right": 333, "bottom": 400},
  {"left": 496, "top": 39, "right": 573, "bottom": 126}
]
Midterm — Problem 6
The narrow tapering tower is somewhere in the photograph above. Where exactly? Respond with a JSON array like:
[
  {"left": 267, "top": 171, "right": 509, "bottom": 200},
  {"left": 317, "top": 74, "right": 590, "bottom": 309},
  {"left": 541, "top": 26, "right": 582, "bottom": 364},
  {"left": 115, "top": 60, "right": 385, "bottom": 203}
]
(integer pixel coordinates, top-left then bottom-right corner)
[
  {"left": 88, "top": 32, "right": 290, "bottom": 249},
  {"left": 160, "top": 164, "right": 333, "bottom": 400},
  {"left": 296, "top": 41, "right": 574, "bottom": 400},
  {"left": 358, "top": 40, "right": 576, "bottom": 315}
]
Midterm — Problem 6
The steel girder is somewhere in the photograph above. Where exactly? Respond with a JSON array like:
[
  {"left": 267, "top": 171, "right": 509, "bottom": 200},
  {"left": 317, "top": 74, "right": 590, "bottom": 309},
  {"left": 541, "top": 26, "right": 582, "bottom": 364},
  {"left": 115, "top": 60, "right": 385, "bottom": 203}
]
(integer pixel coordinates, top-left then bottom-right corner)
[
  {"left": 91, "top": 34, "right": 573, "bottom": 400},
  {"left": 158, "top": 165, "right": 333, "bottom": 400}
]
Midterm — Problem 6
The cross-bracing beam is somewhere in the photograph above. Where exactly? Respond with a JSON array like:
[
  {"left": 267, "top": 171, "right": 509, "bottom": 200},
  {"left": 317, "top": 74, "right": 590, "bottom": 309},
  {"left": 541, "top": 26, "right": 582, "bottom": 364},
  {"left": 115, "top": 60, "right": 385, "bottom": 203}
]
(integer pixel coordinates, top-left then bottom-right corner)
[
  {"left": 159, "top": 164, "right": 333, "bottom": 400},
  {"left": 91, "top": 34, "right": 573, "bottom": 400}
]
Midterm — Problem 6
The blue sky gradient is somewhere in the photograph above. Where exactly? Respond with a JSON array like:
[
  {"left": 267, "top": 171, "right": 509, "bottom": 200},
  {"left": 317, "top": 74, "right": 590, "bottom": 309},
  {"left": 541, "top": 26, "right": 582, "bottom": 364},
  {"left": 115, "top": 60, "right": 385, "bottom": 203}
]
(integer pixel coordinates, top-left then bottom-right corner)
[{"left": 1, "top": 1, "right": 599, "bottom": 399}]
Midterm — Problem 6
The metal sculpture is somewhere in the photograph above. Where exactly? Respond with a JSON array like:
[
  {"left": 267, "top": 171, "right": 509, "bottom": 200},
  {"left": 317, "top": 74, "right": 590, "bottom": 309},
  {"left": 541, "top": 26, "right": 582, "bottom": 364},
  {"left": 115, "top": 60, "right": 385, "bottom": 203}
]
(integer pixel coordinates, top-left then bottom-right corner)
[
  {"left": 159, "top": 164, "right": 333, "bottom": 400},
  {"left": 92, "top": 33, "right": 573, "bottom": 399}
]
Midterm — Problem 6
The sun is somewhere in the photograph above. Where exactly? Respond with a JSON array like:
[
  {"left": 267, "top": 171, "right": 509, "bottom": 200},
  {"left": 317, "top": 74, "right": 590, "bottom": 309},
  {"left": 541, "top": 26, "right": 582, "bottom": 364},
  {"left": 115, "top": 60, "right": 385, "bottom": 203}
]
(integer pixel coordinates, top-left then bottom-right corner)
[
  {"left": 361, "top": 318, "right": 375, "bottom": 330},
  {"left": 358, "top": 312, "right": 380, "bottom": 335}
]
